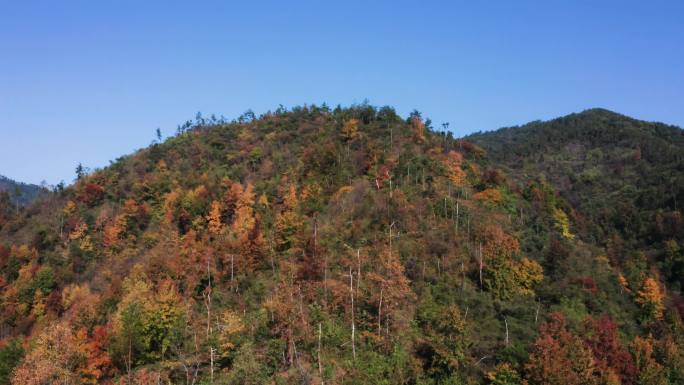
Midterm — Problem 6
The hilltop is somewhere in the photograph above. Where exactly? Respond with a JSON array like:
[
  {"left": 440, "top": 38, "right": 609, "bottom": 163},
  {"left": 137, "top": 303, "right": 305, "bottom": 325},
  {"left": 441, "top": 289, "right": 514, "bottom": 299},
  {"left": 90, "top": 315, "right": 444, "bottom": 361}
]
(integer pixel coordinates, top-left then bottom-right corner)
[{"left": 0, "top": 105, "right": 683, "bottom": 385}]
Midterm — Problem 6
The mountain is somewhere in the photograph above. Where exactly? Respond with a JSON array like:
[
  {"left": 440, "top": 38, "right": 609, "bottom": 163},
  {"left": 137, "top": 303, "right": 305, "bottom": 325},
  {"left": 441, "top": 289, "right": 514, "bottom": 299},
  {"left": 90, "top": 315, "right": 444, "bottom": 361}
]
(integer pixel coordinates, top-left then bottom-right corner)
[
  {"left": 0, "top": 105, "right": 683, "bottom": 385},
  {"left": 468, "top": 109, "right": 684, "bottom": 288},
  {"left": 0, "top": 176, "right": 44, "bottom": 207}
]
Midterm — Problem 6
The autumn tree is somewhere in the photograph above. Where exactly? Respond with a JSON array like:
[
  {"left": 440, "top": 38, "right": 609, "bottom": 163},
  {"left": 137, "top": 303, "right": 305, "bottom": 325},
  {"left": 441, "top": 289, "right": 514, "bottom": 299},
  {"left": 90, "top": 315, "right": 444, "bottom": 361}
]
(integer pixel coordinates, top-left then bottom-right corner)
[
  {"left": 480, "top": 225, "right": 543, "bottom": 299},
  {"left": 111, "top": 265, "right": 186, "bottom": 371},
  {"left": 12, "top": 322, "right": 101, "bottom": 385},
  {"left": 487, "top": 363, "right": 522, "bottom": 385},
  {"left": 630, "top": 336, "right": 668, "bottom": 385},
  {"left": 636, "top": 276, "right": 665, "bottom": 322},
  {"left": 408, "top": 110, "right": 426, "bottom": 143},
  {"left": 525, "top": 312, "right": 598, "bottom": 385},
  {"left": 582, "top": 314, "right": 635, "bottom": 384},
  {"left": 474, "top": 188, "right": 503, "bottom": 205},
  {"left": 275, "top": 184, "right": 304, "bottom": 255},
  {"left": 263, "top": 278, "right": 308, "bottom": 368},
  {"left": 418, "top": 303, "right": 469, "bottom": 377},
  {"left": 553, "top": 208, "right": 575, "bottom": 240},
  {"left": 367, "top": 251, "right": 415, "bottom": 338},
  {"left": 224, "top": 182, "right": 265, "bottom": 274},
  {"left": 341, "top": 118, "right": 360, "bottom": 142},
  {"left": 206, "top": 200, "right": 223, "bottom": 237},
  {"left": 443, "top": 151, "right": 467, "bottom": 185},
  {"left": 216, "top": 309, "right": 246, "bottom": 362}
]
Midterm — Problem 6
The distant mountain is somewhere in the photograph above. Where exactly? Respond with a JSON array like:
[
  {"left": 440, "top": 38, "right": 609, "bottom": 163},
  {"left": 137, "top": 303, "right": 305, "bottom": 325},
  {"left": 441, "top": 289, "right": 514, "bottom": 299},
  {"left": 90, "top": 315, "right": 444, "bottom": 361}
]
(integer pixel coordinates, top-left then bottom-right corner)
[
  {"left": 468, "top": 108, "right": 684, "bottom": 286},
  {"left": 0, "top": 175, "right": 44, "bottom": 207}
]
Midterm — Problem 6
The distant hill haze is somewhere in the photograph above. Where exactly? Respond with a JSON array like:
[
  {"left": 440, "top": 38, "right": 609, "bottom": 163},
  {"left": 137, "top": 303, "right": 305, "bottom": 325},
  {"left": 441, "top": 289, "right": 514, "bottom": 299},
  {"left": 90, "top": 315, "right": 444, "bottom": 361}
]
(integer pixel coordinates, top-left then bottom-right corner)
[
  {"left": 0, "top": 175, "right": 44, "bottom": 206},
  {"left": 0, "top": 105, "right": 683, "bottom": 385}
]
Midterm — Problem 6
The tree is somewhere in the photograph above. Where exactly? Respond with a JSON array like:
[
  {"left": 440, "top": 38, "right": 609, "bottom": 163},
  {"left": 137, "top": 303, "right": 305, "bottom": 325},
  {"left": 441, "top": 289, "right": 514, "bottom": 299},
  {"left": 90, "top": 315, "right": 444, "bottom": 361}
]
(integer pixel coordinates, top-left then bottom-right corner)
[
  {"left": 582, "top": 315, "right": 635, "bottom": 384},
  {"left": 408, "top": 110, "right": 426, "bottom": 143},
  {"left": 525, "top": 312, "right": 597, "bottom": 385},
  {"left": 443, "top": 151, "right": 466, "bottom": 185},
  {"left": 480, "top": 225, "right": 542, "bottom": 299},
  {"left": 342, "top": 118, "right": 360, "bottom": 142},
  {"left": 630, "top": 336, "right": 668, "bottom": 385},
  {"left": 216, "top": 309, "right": 245, "bottom": 360},
  {"left": 206, "top": 200, "right": 223, "bottom": 236},
  {"left": 474, "top": 188, "right": 503, "bottom": 205},
  {"left": 111, "top": 266, "right": 185, "bottom": 373},
  {"left": 0, "top": 338, "right": 24, "bottom": 385},
  {"left": 553, "top": 208, "right": 575, "bottom": 240},
  {"left": 275, "top": 184, "right": 303, "bottom": 254},
  {"left": 635, "top": 277, "right": 665, "bottom": 322},
  {"left": 487, "top": 363, "right": 521, "bottom": 385},
  {"left": 75, "top": 163, "right": 86, "bottom": 180},
  {"left": 511, "top": 257, "right": 544, "bottom": 296},
  {"left": 367, "top": 252, "right": 415, "bottom": 338},
  {"left": 226, "top": 183, "right": 264, "bottom": 274},
  {"left": 12, "top": 322, "right": 93, "bottom": 385}
]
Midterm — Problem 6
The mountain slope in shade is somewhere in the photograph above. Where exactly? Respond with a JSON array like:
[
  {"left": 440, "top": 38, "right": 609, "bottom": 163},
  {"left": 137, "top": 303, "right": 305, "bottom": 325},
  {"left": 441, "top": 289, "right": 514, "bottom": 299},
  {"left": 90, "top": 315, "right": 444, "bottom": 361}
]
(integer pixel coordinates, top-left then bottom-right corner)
[
  {"left": 0, "top": 105, "right": 683, "bottom": 385},
  {"left": 0, "top": 176, "right": 45, "bottom": 207}
]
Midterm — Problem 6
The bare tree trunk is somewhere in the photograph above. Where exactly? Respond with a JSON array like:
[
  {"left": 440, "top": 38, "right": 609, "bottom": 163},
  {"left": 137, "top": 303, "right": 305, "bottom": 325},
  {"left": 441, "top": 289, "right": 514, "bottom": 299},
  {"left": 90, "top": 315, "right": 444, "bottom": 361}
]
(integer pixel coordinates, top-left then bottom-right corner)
[
  {"left": 504, "top": 317, "right": 509, "bottom": 346},
  {"left": 349, "top": 268, "right": 356, "bottom": 360},
  {"left": 268, "top": 235, "right": 276, "bottom": 277},
  {"left": 323, "top": 253, "right": 328, "bottom": 308},
  {"left": 210, "top": 347, "right": 215, "bottom": 385},
  {"left": 206, "top": 253, "right": 212, "bottom": 338},
  {"left": 313, "top": 216, "right": 318, "bottom": 259},
  {"left": 461, "top": 260, "right": 466, "bottom": 291},
  {"left": 356, "top": 249, "right": 361, "bottom": 296},
  {"left": 318, "top": 323, "right": 323, "bottom": 383},
  {"left": 378, "top": 286, "right": 383, "bottom": 336},
  {"left": 455, "top": 200, "right": 459, "bottom": 234},
  {"left": 479, "top": 242, "right": 483, "bottom": 290},
  {"left": 127, "top": 338, "right": 132, "bottom": 385}
]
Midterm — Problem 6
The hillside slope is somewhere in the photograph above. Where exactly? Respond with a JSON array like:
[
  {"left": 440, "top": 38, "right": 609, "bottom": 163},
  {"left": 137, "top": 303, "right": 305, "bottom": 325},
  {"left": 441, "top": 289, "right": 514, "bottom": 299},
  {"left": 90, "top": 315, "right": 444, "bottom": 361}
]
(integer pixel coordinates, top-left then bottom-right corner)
[
  {"left": 0, "top": 105, "right": 683, "bottom": 385},
  {"left": 468, "top": 109, "right": 684, "bottom": 289},
  {"left": 0, "top": 176, "right": 44, "bottom": 207}
]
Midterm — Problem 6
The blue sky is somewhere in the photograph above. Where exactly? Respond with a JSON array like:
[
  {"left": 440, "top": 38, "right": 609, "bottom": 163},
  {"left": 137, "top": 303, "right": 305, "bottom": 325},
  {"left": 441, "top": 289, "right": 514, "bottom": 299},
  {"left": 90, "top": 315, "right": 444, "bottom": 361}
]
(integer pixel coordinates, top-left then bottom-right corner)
[{"left": 1, "top": 0, "right": 683, "bottom": 185}]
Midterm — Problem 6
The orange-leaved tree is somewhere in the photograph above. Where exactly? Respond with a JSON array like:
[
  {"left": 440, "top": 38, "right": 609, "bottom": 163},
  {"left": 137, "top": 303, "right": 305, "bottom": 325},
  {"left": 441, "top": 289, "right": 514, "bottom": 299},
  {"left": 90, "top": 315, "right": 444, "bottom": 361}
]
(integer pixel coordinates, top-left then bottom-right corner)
[{"left": 525, "top": 312, "right": 597, "bottom": 385}]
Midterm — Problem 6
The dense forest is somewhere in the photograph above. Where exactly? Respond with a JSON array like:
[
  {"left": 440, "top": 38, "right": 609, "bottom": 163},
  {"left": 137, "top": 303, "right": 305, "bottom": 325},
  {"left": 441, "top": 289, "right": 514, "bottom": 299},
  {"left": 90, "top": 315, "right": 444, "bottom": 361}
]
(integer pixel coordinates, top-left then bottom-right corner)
[{"left": 0, "top": 105, "right": 683, "bottom": 385}]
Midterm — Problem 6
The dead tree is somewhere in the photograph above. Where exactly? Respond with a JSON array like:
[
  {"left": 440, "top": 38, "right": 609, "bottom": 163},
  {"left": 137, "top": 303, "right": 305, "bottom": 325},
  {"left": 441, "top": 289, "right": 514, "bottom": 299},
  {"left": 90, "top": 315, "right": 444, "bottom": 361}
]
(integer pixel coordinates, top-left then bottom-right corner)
[{"left": 349, "top": 267, "right": 356, "bottom": 360}]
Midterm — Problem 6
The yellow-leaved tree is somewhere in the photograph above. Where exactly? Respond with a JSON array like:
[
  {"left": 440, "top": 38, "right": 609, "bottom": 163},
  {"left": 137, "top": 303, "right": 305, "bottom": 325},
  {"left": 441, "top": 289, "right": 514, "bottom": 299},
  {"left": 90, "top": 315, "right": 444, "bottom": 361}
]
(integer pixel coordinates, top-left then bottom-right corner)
[{"left": 635, "top": 276, "right": 665, "bottom": 322}]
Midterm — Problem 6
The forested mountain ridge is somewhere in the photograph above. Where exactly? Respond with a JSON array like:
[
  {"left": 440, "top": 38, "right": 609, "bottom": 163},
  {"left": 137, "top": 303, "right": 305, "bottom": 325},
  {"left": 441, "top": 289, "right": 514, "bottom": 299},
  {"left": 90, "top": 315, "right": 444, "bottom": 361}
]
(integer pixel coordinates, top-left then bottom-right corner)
[
  {"left": 0, "top": 105, "right": 683, "bottom": 385},
  {"left": 0, "top": 176, "right": 45, "bottom": 208},
  {"left": 468, "top": 109, "right": 684, "bottom": 290}
]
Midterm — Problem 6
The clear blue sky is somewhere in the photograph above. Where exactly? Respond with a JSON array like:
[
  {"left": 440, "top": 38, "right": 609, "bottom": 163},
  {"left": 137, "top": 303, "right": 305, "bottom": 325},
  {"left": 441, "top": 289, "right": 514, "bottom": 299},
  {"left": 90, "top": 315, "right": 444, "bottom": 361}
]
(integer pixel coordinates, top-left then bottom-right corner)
[{"left": 1, "top": 1, "right": 683, "bottom": 185}]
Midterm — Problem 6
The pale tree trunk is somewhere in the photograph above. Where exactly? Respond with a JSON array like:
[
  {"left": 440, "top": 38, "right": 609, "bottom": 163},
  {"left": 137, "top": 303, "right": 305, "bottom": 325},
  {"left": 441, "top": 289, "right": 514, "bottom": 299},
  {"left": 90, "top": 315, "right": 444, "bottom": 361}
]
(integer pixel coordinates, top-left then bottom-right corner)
[
  {"left": 504, "top": 317, "right": 509, "bottom": 346},
  {"left": 455, "top": 200, "right": 459, "bottom": 234},
  {"left": 127, "top": 338, "right": 132, "bottom": 385},
  {"left": 378, "top": 286, "right": 383, "bottom": 336},
  {"left": 318, "top": 323, "right": 323, "bottom": 383},
  {"left": 478, "top": 242, "right": 483, "bottom": 290},
  {"left": 349, "top": 268, "right": 356, "bottom": 360},
  {"left": 210, "top": 347, "right": 215, "bottom": 384},
  {"left": 206, "top": 253, "right": 212, "bottom": 338},
  {"left": 356, "top": 249, "right": 361, "bottom": 296}
]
